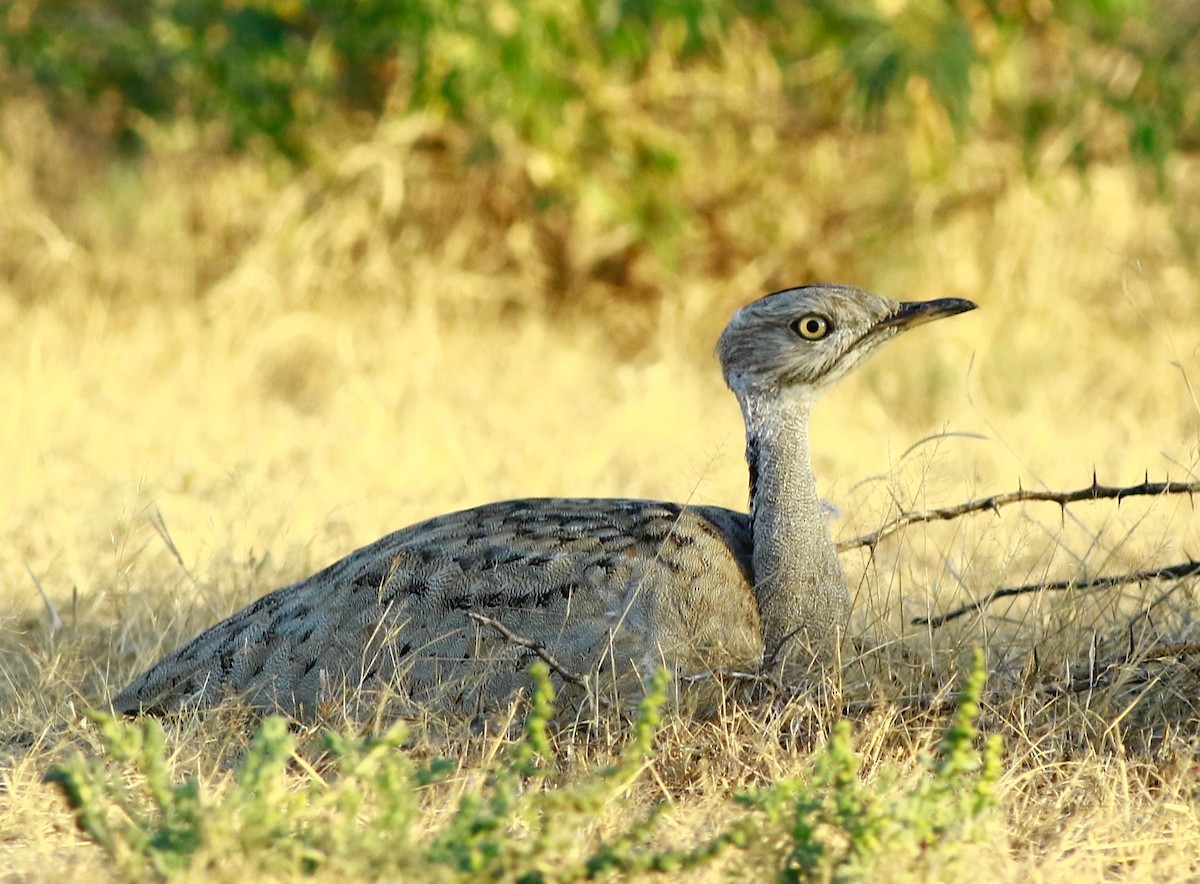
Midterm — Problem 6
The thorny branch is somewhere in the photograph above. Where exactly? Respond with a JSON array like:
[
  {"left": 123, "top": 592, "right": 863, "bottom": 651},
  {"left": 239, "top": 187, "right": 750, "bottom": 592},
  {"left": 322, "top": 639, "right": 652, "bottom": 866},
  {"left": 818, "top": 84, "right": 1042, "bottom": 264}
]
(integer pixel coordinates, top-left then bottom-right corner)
[
  {"left": 838, "top": 476, "right": 1200, "bottom": 553},
  {"left": 914, "top": 560, "right": 1200, "bottom": 628},
  {"left": 833, "top": 475, "right": 1200, "bottom": 630}
]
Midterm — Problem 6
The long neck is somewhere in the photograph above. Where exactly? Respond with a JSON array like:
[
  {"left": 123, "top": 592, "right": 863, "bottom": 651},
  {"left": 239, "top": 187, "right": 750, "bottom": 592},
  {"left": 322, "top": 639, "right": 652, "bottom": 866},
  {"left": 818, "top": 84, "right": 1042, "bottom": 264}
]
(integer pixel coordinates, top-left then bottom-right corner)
[{"left": 741, "top": 392, "right": 849, "bottom": 670}]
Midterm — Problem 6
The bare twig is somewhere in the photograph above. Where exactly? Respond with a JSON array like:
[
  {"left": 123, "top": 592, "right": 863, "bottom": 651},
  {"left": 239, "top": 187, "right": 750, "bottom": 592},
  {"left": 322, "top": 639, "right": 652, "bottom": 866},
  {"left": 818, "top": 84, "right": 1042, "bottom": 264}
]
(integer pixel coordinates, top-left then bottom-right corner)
[
  {"left": 839, "top": 476, "right": 1200, "bottom": 552},
  {"left": 678, "top": 669, "right": 781, "bottom": 689},
  {"left": 842, "top": 643, "right": 1200, "bottom": 715},
  {"left": 465, "top": 611, "right": 591, "bottom": 690},
  {"left": 1040, "top": 641, "right": 1200, "bottom": 697},
  {"left": 1126, "top": 640, "right": 1200, "bottom": 663},
  {"left": 914, "top": 559, "right": 1200, "bottom": 628},
  {"left": 840, "top": 693, "right": 963, "bottom": 718}
]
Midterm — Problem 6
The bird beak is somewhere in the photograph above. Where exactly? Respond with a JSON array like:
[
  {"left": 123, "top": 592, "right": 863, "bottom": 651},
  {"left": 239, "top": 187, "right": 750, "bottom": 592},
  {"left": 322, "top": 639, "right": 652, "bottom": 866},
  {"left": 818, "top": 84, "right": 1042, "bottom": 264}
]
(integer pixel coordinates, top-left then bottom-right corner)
[{"left": 875, "top": 298, "right": 978, "bottom": 331}]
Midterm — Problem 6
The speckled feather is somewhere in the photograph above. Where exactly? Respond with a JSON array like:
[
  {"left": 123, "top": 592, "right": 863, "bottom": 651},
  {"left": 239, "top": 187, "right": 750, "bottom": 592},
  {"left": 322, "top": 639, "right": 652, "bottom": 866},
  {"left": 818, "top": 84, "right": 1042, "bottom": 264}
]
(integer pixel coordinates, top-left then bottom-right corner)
[{"left": 113, "top": 498, "right": 762, "bottom": 716}]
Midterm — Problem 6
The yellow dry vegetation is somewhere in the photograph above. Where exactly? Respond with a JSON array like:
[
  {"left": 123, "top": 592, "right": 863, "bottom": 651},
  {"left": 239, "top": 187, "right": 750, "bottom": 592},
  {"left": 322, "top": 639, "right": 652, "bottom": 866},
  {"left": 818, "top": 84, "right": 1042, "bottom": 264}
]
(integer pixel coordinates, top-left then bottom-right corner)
[{"left": 1, "top": 72, "right": 1199, "bottom": 880}]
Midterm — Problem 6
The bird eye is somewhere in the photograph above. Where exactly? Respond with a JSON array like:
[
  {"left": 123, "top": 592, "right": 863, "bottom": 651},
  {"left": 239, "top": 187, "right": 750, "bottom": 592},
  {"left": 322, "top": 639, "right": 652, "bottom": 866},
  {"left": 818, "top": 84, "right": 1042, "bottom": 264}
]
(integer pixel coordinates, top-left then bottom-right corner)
[{"left": 791, "top": 314, "right": 831, "bottom": 340}]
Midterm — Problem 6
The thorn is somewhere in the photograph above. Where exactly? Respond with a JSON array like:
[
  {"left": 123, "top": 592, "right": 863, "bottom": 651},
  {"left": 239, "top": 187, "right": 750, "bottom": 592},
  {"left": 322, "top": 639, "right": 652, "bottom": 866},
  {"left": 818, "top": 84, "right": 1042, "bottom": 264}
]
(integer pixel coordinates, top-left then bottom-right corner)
[{"left": 1092, "top": 468, "right": 1099, "bottom": 492}]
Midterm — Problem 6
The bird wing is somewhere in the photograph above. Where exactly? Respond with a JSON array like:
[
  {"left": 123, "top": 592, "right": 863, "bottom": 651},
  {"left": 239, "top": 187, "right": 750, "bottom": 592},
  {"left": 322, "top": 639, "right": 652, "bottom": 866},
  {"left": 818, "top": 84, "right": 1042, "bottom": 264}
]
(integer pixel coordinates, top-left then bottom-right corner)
[{"left": 111, "top": 498, "right": 758, "bottom": 716}]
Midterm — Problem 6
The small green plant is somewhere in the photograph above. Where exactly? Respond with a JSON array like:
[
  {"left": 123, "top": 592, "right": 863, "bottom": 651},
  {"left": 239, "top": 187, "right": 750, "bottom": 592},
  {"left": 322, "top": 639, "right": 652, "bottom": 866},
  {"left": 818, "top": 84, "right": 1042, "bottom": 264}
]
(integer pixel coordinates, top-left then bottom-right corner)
[
  {"left": 732, "top": 647, "right": 1003, "bottom": 880},
  {"left": 44, "top": 702, "right": 435, "bottom": 877},
  {"left": 48, "top": 655, "right": 1001, "bottom": 879},
  {"left": 46, "top": 663, "right": 677, "bottom": 879}
]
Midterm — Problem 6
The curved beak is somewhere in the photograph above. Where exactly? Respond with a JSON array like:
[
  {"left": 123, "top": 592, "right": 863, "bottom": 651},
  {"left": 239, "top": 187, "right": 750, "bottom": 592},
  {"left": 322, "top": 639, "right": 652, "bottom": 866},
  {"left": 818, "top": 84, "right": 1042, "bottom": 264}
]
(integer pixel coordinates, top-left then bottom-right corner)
[{"left": 876, "top": 298, "right": 977, "bottom": 331}]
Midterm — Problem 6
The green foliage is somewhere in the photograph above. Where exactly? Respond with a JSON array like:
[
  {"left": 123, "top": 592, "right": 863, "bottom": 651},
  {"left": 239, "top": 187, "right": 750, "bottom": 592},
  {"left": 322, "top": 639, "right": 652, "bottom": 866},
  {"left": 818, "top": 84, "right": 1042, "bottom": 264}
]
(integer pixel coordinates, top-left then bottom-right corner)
[
  {"left": 0, "top": 1, "right": 1192, "bottom": 257},
  {"left": 45, "top": 703, "right": 430, "bottom": 877},
  {"left": 980, "top": 0, "right": 1194, "bottom": 180},
  {"left": 46, "top": 663, "right": 676, "bottom": 879},
  {"left": 804, "top": 0, "right": 976, "bottom": 128},
  {"left": 47, "top": 654, "right": 1003, "bottom": 880},
  {"left": 732, "top": 647, "right": 1003, "bottom": 879}
]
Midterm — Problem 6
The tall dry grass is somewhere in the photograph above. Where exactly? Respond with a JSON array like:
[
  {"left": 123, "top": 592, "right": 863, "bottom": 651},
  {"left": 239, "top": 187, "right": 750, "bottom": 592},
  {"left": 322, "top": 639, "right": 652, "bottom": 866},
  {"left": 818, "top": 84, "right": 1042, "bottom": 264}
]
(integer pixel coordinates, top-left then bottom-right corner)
[{"left": 1, "top": 60, "right": 1199, "bottom": 879}]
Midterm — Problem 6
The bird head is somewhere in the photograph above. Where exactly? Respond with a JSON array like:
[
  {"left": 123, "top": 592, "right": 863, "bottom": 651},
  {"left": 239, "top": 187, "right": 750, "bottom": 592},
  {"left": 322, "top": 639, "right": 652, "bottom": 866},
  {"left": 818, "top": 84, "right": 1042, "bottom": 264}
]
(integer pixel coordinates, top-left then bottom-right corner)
[{"left": 718, "top": 284, "right": 976, "bottom": 400}]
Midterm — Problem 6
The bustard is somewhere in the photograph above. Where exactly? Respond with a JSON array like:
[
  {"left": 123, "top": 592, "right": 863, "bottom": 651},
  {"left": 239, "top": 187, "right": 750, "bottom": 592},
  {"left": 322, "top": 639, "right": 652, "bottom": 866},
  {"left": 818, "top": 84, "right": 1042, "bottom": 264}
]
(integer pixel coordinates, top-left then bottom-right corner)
[{"left": 113, "top": 285, "right": 975, "bottom": 717}]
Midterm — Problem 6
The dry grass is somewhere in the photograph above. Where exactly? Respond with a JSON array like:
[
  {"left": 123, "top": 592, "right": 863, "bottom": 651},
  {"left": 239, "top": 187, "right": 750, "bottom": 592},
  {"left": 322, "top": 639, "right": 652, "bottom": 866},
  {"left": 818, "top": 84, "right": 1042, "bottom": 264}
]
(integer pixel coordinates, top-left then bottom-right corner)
[{"left": 2, "top": 76, "right": 1200, "bottom": 880}]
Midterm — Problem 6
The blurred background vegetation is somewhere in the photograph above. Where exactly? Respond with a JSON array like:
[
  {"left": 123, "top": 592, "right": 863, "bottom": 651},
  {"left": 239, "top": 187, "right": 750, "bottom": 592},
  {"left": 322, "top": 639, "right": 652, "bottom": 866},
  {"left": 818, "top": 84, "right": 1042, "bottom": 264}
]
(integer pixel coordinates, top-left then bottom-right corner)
[
  {"left": 2, "top": 0, "right": 1198, "bottom": 625},
  {"left": 4, "top": 0, "right": 1197, "bottom": 167},
  {"left": 1, "top": 0, "right": 1197, "bottom": 318}
]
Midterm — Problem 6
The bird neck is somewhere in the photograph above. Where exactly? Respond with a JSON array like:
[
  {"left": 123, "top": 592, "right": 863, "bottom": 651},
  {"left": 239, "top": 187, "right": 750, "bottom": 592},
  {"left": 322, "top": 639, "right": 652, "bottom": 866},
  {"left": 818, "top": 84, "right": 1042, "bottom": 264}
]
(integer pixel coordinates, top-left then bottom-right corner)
[{"left": 740, "top": 392, "right": 849, "bottom": 669}]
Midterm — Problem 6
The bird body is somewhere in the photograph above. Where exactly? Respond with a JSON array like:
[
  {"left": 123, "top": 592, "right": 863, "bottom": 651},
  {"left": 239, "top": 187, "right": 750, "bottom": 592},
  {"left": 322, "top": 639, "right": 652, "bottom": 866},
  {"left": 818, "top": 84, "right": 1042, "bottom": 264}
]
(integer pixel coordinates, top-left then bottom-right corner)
[
  {"left": 119, "top": 498, "right": 763, "bottom": 716},
  {"left": 113, "top": 285, "right": 975, "bottom": 717}
]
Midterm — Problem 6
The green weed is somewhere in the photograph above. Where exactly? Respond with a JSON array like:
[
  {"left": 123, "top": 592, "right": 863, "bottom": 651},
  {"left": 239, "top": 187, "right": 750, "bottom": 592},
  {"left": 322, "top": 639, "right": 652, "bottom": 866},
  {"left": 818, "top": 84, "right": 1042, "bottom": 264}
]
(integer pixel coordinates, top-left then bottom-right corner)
[{"left": 47, "top": 654, "right": 1001, "bottom": 880}]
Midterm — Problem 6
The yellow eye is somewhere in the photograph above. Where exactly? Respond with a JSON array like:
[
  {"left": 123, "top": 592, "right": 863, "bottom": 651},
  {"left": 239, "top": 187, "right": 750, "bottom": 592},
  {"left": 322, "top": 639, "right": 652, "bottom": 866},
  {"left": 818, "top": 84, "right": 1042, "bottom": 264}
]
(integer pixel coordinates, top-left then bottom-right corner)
[{"left": 792, "top": 314, "right": 831, "bottom": 340}]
